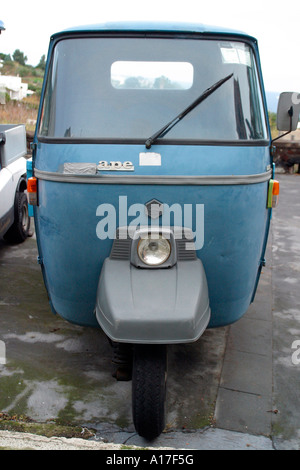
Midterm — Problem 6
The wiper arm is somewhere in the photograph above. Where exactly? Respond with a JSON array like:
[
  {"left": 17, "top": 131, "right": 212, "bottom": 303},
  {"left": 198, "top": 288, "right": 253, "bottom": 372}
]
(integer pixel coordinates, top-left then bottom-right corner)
[{"left": 145, "top": 73, "right": 234, "bottom": 149}]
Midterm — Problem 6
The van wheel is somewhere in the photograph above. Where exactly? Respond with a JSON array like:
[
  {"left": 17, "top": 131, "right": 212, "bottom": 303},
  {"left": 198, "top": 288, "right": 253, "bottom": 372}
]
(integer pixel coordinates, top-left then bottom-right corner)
[
  {"left": 132, "top": 344, "right": 167, "bottom": 440},
  {"left": 4, "top": 192, "right": 30, "bottom": 244}
]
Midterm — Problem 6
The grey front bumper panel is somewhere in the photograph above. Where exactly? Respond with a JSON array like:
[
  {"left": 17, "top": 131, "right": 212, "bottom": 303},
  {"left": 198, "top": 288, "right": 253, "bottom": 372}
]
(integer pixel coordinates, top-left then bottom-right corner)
[{"left": 95, "top": 258, "right": 211, "bottom": 344}]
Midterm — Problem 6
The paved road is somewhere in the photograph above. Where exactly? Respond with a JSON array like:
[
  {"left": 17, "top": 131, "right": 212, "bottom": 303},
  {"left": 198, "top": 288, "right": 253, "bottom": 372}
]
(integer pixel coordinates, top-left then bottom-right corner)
[
  {"left": 270, "top": 173, "right": 300, "bottom": 449},
  {"left": 0, "top": 172, "right": 299, "bottom": 450}
]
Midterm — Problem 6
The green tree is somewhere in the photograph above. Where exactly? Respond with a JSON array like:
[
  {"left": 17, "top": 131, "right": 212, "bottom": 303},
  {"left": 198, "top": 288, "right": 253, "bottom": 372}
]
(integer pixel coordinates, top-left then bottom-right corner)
[
  {"left": 123, "top": 76, "right": 141, "bottom": 88},
  {"left": 0, "top": 52, "right": 12, "bottom": 62},
  {"left": 12, "top": 49, "right": 27, "bottom": 66},
  {"left": 37, "top": 54, "right": 46, "bottom": 70},
  {"left": 153, "top": 75, "right": 176, "bottom": 89}
]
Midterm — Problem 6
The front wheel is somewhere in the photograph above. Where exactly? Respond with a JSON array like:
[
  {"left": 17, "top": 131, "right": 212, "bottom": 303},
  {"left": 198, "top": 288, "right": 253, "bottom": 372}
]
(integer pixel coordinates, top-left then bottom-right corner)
[
  {"left": 132, "top": 344, "right": 167, "bottom": 440},
  {"left": 4, "top": 192, "right": 30, "bottom": 244}
]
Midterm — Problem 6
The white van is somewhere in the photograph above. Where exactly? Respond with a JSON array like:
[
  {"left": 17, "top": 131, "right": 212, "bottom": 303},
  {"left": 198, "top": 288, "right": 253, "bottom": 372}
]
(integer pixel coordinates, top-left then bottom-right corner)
[{"left": 0, "top": 124, "right": 30, "bottom": 243}]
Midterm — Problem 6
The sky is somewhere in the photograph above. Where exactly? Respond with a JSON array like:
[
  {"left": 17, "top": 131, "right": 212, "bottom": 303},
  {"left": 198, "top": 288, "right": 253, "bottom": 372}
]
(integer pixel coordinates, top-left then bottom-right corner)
[{"left": 0, "top": 0, "right": 299, "bottom": 93}]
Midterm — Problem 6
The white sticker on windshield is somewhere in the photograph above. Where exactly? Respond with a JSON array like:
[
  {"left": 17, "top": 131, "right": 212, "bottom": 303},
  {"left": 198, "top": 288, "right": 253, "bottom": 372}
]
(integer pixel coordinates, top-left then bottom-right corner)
[
  {"left": 139, "top": 153, "right": 161, "bottom": 166},
  {"left": 220, "top": 44, "right": 251, "bottom": 67}
]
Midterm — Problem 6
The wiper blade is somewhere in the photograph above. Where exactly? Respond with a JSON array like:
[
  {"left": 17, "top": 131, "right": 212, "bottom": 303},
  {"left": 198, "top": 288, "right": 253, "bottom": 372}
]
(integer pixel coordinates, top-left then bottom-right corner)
[{"left": 145, "top": 73, "right": 233, "bottom": 149}]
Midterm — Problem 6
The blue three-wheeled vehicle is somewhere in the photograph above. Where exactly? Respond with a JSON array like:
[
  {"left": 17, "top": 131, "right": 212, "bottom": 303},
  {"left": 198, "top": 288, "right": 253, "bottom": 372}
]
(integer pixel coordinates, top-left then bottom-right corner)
[{"left": 28, "top": 22, "right": 299, "bottom": 439}]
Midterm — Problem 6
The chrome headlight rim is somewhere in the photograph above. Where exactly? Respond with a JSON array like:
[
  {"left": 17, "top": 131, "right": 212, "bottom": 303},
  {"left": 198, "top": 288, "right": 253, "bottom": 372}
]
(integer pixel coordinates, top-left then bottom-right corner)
[
  {"left": 130, "top": 226, "right": 177, "bottom": 269},
  {"left": 137, "top": 234, "right": 171, "bottom": 267}
]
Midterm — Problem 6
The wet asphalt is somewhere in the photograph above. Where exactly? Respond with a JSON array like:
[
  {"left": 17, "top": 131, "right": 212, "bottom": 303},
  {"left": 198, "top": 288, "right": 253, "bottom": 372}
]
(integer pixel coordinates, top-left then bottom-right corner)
[{"left": 0, "top": 172, "right": 299, "bottom": 450}]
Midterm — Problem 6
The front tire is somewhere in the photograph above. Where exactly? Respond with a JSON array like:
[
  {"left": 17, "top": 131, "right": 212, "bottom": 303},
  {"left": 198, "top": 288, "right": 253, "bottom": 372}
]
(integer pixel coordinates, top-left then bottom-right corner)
[
  {"left": 132, "top": 344, "right": 167, "bottom": 440},
  {"left": 4, "top": 192, "right": 30, "bottom": 244}
]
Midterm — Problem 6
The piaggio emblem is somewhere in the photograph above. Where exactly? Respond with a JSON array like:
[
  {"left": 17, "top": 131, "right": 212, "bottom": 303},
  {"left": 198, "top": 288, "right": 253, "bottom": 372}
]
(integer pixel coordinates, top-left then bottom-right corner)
[{"left": 145, "top": 199, "right": 164, "bottom": 219}]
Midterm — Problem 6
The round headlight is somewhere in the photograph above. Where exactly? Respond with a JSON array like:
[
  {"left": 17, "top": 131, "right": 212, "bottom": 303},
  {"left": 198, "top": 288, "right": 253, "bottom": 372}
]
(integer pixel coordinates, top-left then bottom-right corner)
[{"left": 137, "top": 234, "right": 171, "bottom": 266}]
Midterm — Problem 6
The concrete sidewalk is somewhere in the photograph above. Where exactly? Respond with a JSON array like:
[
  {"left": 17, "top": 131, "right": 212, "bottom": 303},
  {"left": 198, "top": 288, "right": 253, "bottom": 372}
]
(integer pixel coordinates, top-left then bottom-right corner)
[
  {"left": 0, "top": 427, "right": 273, "bottom": 450},
  {"left": 0, "top": 173, "right": 299, "bottom": 450}
]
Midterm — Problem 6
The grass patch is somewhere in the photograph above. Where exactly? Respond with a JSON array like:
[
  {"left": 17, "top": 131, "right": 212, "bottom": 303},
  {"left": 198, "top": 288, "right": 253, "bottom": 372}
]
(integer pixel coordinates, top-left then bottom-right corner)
[
  {"left": 0, "top": 413, "right": 95, "bottom": 439},
  {"left": 0, "top": 99, "right": 38, "bottom": 131}
]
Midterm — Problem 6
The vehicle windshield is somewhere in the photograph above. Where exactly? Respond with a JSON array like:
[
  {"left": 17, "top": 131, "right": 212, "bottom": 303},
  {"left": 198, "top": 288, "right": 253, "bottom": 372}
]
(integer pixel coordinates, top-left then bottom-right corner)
[{"left": 39, "top": 36, "right": 268, "bottom": 143}]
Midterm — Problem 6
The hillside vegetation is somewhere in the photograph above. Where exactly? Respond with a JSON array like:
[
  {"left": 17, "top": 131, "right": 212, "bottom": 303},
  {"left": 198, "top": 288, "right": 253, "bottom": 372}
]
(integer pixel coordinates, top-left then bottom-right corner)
[{"left": 0, "top": 52, "right": 45, "bottom": 131}]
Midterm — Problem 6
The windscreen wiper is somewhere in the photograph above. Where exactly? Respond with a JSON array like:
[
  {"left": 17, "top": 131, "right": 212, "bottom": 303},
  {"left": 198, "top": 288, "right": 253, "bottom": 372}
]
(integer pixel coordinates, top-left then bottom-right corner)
[{"left": 145, "top": 73, "right": 234, "bottom": 149}]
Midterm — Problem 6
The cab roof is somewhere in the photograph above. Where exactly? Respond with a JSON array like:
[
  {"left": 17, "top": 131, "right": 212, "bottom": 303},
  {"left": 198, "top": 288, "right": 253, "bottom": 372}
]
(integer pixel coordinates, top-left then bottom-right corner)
[{"left": 51, "top": 21, "right": 257, "bottom": 43}]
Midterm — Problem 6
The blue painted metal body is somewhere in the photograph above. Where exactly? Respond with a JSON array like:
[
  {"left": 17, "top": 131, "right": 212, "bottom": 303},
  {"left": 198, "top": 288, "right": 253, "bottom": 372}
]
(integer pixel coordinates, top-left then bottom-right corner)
[{"left": 31, "top": 23, "right": 273, "bottom": 330}]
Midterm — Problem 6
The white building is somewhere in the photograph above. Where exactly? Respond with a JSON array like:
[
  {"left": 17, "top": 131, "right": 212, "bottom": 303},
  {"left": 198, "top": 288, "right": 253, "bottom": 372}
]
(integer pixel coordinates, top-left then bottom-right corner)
[{"left": 0, "top": 75, "right": 29, "bottom": 101}]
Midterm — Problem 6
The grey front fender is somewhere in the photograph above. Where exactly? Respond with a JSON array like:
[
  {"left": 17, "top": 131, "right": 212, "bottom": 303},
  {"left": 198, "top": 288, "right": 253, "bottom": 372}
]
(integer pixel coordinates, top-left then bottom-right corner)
[{"left": 95, "top": 258, "right": 210, "bottom": 344}]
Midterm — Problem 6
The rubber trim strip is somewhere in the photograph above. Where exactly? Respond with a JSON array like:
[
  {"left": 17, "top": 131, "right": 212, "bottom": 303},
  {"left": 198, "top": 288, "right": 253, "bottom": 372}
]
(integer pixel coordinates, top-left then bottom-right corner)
[{"left": 34, "top": 168, "right": 272, "bottom": 185}]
